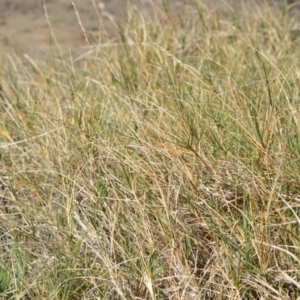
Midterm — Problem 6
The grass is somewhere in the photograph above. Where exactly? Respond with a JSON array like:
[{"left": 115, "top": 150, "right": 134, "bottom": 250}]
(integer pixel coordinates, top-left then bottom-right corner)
[{"left": 0, "top": 1, "right": 300, "bottom": 299}]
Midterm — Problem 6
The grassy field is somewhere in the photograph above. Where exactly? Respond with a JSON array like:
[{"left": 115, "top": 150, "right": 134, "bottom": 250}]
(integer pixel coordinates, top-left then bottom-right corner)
[{"left": 0, "top": 1, "right": 300, "bottom": 299}]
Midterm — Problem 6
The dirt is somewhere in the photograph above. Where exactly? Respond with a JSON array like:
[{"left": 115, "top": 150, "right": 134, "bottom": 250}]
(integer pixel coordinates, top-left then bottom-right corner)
[
  {"left": 0, "top": 0, "right": 295, "bottom": 59},
  {"left": 0, "top": 0, "right": 185, "bottom": 58}
]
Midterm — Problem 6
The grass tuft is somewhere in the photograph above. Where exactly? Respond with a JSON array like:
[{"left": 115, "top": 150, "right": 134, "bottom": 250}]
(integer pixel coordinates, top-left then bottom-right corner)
[{"left": 0, "top": 1, "right": 300, "bottom": 299}]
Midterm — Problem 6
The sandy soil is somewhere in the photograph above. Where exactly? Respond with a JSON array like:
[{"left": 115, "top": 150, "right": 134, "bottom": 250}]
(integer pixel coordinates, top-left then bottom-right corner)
[
  {"left": 0, "top": 0, "right": 187, "bottom": 58},
  {"left": 0, "top": 0, "right": 294, "bottom": 59}
]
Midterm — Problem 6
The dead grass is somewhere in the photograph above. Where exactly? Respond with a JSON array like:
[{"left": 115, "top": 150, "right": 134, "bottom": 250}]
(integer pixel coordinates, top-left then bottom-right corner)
[{"left": 0, "top": 1, "right": 300, "bottom": 299}]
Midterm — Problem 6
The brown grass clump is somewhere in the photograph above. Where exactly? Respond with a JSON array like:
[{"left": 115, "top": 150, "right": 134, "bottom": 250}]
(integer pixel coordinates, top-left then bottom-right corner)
[{"left": 0, "top": 1, "right": 300, "bottom": 299}]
